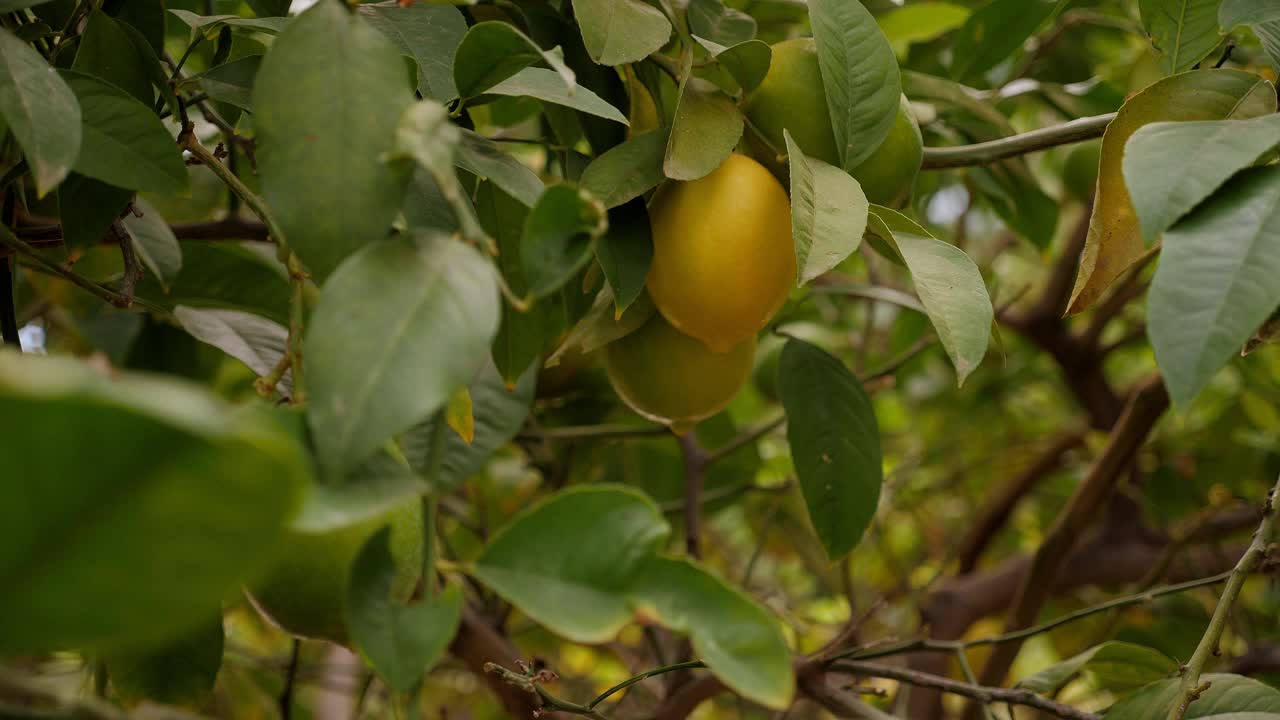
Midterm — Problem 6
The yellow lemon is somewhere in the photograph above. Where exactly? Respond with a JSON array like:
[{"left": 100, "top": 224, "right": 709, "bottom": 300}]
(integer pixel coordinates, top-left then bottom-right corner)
[
  {"left": 605, "top": 312, "right": 756, "bottom": 434},
  {"left": 744, "top": 37, "right": 923, "bottom": 207},
  {"left": 248, "top": 502, "right": 422, "bottom": 646},
  {"left": 646, "top": 153, "right": 794, "bottom": 352}
]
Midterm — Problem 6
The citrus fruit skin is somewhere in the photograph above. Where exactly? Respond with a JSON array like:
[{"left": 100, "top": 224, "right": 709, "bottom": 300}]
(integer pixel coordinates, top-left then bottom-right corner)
[
  {"left": 248, "top": 502, "right": 422, "bottom": 646},
  {"left": 744, "top": 37, "right": 923, "bottom": 207},
  {"left": 605, "top": 312, "right": 756, "bottom": 432},
  {"left": 646, "top": 153, "right": 794, "bottom": 352}
]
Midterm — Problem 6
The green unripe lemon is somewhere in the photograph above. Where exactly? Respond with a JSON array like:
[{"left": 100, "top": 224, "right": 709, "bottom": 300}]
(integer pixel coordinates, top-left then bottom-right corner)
[
  {"left": 744, "top": 38, "right": 923, "bottom": 207},
  {"left": 646, "top": 153, "right": 794, "bottom": 353},
  {"left": 605, "top": 312, "right": 756, "bottom": 435},
  {"left": 248, "top": 502, "right": 422, "bottom": 646}
]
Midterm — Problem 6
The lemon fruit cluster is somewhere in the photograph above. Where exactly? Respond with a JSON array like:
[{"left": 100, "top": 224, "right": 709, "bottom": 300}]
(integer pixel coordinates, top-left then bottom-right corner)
[{"left": 744, "top": 38, "right": 923, "bottom": 208}]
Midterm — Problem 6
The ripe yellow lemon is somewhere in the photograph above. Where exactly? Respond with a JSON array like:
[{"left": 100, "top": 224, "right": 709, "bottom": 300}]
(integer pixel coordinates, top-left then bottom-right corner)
[
  {"left": 744, "top": 37, "right": 923, "bottom": 207},
  {"left": 248, "top": 502, "right": 422, "bottom": 646},
  {"left": 646, "top": 153, "right": 794, "bottom": 352},
  {"left": 605, "top": 312, "right": 756, "bottom": 434}
]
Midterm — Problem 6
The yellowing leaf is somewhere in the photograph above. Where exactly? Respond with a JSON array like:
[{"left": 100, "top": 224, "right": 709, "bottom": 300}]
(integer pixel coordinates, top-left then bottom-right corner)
[
  {"left": 445, "top": 386, "right": 474, "bottom": 445},
  {"left": 1067, "top": 69, "right": 1275, "bottom": 315}
]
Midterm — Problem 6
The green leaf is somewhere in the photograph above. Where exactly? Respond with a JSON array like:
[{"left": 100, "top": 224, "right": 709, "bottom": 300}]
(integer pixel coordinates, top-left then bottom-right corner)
[
  {"left": 1106, "top": 674, "right": 1280, "bottom": 719},
  {"left": 693, "top": 37, "right": 771, "bottom": 94},
  {"left": 1221, "top": 0, "right": 1280, "bottom": 26},
  {"left": 778, "top": 338, "right": 881, "bottom": 561},
  {"left": 456, "top": 130, "right": 545, "bottom": 208},
  {"left": 1252, "top": 21, "right": 1280, "bottom": 68},
  {"left": 1068, "top": 68, "right": 1276, "bottom": 314},
  {"left": 347, "top": 529, "right": 462, "bottom": 693},
  {"left": 254, "top": 0, "right": 414, "bottom": 281},
  {"left": 629, "top": 556, "right": 793, "bottom": 710},
  {"left": 294, "top": 449, "right": 427, "bottom": 533},
  {"left": 167, "top": 9, "right": 288, "bottom": 36},
  {"left": 306, "top": 232, "right": 500, "bottom": 475},
  {"left": 1149, "top": 166, "right": 1280, "bottom": 407},
  {"left": 247, "top": 0, "right": 290, "bottom": 17},
  {"left": 0, "top": 352, "right": 308, "bottom": 654},
  {"left": 521, "top": 184, "right": 608, "bottom": 298},
  {"left": 196, "top": 55, "right": 261, "bottom": 112},
  {"left": 688, "top": 0, "right": 756, "bottom": 46},
  {"left": 57, "top": 174, "right": 131, "bottom": 252},
  {"left": 664, "top": 77, "right": 743, "bottom": 181},
  {"left": 485, "top": 67, "right": 628, "bottom": 124},
  {"left": 61, "top": 71, "right": 187, "bottom": 194},
  {"left": 0, "top": 0, "right": 54, "bottom": 11},
  {"left": 0, "top": 26, "right": 79, "bottom": 196},
  {"left": 122, "top": 196, "right": 182, "bottom": 291},
  {"left": 1125, "top": 114, "right": 1280, "bottom": 243},
  {"left": 950, "top": 0, "right": 1064, "bottom": 82},
  {"left": 136, "top": 242, "right": 291, "bottom": 325},
  {"left": 1015, "top": 641, "right": 1177, "bottom": 694},
  {"left": 867, "top": 206, "right": 991, "bottom": 383},
  {"left": 112, "top": 0, "right": 165, "bottom": 55},
  {"left": 596, "top": 198, "right": 653, "bottom": 315},
  {"left": 400, "top": 360, "right": 537, "bottom": 493},
  {"left": 784, "top": 129, "right": 868, "bottom": 286},
  {"left": 809, "top": 0, "right": 900, "bottom": 170},
  {"left": 473, "top": 486, "right": 670, "bottom": 643},
  {"left": 878, "top": 2, "right": 971, "bottom": 58},
  {"left": 173, "top": 306, "right": 290, "bottom": 395},
  {"left": 580, "top": 128, "right": 670, "bottom": 209},
  {"left": 546, "top": 288, "right": 656, "bottom": 366},
  {"left": 359, "top": 3, "right": 467, "bottom": 101},
  {"left": 453, "top": 21, "right": 573, "bottom": 100},
  {"left": 1141, "top": 0, "right": 1225, "bottom": 74},
  {"left": 73, "top": 10, "right": 153, "bottom": 103},
  {"left": 107, "top": 617, "right": 224, "bottom": 708},
  {"left": 571, "top": 0, "right": 672, "bottom": 66}
]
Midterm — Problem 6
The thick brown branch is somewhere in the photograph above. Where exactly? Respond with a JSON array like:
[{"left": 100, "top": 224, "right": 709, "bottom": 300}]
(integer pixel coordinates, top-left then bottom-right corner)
[
  {"left": 15, "top": 218, "right": 270, "bottom": 248},
  {"left": 450, "top": 608, "right": 546, "bottom": 719}
]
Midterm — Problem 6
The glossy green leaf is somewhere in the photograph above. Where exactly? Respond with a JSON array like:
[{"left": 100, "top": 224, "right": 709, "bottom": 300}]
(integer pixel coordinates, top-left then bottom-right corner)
[
  {"left": 1253, "top": 21, "right": 1280, "bottom": 67},
  {"left": 359, "top": 3, "right": 467, "bottom": 100},
  {"left": 404, "top": 168, "right": 461, "bottom": 232},
  {"left": 1106, "top": 674, "right": 1280, "bottom": 719},
  {"left": 1149, "top": 166, "right": 1280, "bottom": 407},
  {"left": 521, "top": 184, "right": 607, "bottom": 298},
  {"left": 112, "top": 0, "right": 165, "bottom": 55},
  {"left": 306, "top": 231, "right": 500, "bottom": 474},
  {"left": 254, "top": 0, "right": 414, "bottom": 280},
  {"left": 580, "top": 128, "right": 669, "bottom": 208},
  {"left": 167, "top": 9, "right": 288, "bottom": 36},
  {"left": 694, "top": 37, "right": 771, "bottom": 94},
  {"left": 688, "top": 0, "right": 756, "bottom": 46},
  {"left": 1068, "top": 69, "right": 1276, "bottom": 314},
  {"left": 0, "top": 352, "right": 308, "bottom": 654},
  {"left": 107, "top": 617, "right": 224, "bottom": 707},
  {"left": 456, "top": 130, "right": 544, "bottom": 208},
  {"left": 196, "top": 55, "right": 261, "bottom": 112},
  {"left": 1221, "top": 0, "right": 1280, "bottom": 26},
  {"left": 867, "top": 206, "right": 991, "bottom": 383},
  {"left": 473, "top": 486, "right": 670, "bottom": 643},
  {"left": 630, "top": 557, "right": 793, "bottom": 710},
  {"left": 1125, "top": 114, "right": 1280, "bottom": 243},
  {"left": 136, "top": 242, "right": 291, "bottom": 325},
  {"left": 173, "top": 306, "right": 289, "bottom": 395},
  {"left": 61, "top": 71, "right": 186, "bottom": 194},
  {"left": 809, "top": 0, "right": 900, "bottom": 169},
  {"left": 1141, "top": 0, "right": 1225, "bottom": 74},
  {"left": 485, "top": 67, "right": 628, "bottom": 124},
  {"left": 57, "top": 174, "right": 131, "bottom": 252},
  {"left": 596, "top": 198, "right": 653, "bottom": 315},
  {"left": 778, "top": 338, "right": 881, "bottom": 561},
  {"left": 73, "top": 10, "right": 153, "bottom": 103},
  {"left": 122, "top": 196, "right": 182, "bottom": 290},
  {"left": 347, "top": 529, "right": 462, "bottom": 693},
  {"left": 1016, "top": 641, "right": 1177, "bottom": 694},
  {"left": 453, "top": 21, "right": 573, "bottom": 99},
  {"left": 785, "top": 129, "right": 868, "bottom": 286},
  {"left": 571, "top": 0, "right": 672, "bottom": 66},
  {"left": 400, "top": 360, "right": 537, "bottom": 493},
  {"left": 950, "top": 0, "right": 1064, "bottom": 82},
  {"left": 546, "top": 288, "right": 655, "bottom": 366},
  {"left": 878, "top": 2, "right": 970, "bottom": 58},
  {"left": 664, "top": 77, "right": 743, "bottom": 181},
  {"left": 0, "top": 26, "right": 79, "bottom": 196}
]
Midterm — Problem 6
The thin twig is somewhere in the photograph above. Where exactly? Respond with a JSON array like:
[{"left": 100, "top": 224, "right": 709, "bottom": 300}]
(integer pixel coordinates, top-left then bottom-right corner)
[
  {"left": 280, "top": 639, "right": 301, "bottom": 720},
  {"left": 0, "top": 225, "right": 136, "bottom": 309},
  {"left": 680, "top": 433, "right": 709, "bottom": 558},
  {"left": 516, "top": 423, "right": 670, "bottom": 442},
  {"left": 921, "top": 114, "right": 1114, "bottom": 170},
  {"left": 111, "top": 219, "right": 143, "bottom": 307},
  {"left": 1, "top": 256, "right": 20, "bottom": 347}
]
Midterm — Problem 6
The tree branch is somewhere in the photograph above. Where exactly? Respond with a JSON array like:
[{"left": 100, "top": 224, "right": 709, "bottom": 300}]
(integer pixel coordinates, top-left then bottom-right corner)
[
  {"left": 831, "top": 661, "right": 1100, "bottom": 720},
  {"left": 680, "top": 433, "right": 709, "bottom": 558},
  {"left": 921, "top": 114, "right": 1114, "bottom": 169}
]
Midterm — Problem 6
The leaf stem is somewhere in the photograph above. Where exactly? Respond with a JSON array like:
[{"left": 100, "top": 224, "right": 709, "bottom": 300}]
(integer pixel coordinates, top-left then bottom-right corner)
[
  {"left": 180, "top": 131, "right": 290, "bottom": 255},
  {"left": 1172, "top": 473, "right": 1280, "bottom": 718},
  {"left": 421, "top": 413, "right": 447, "bottom": 601},
  {"left": 921, "top": 113, "right": 1114, "bottom": 170},
  {"left": 587, "top": 660, "right": 707, "bottom": 708}
]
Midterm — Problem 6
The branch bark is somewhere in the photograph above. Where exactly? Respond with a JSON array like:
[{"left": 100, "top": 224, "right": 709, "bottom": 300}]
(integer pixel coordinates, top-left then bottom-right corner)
[{"left": 921, "top": 114, "right": 1114, "bottom": 169}]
